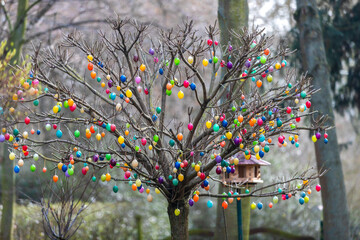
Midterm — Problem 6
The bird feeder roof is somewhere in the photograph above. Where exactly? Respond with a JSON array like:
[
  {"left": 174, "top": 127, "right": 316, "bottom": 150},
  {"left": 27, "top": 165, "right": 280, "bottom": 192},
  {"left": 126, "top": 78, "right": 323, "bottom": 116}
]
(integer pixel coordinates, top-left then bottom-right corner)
[{"left": 231, "top": 152, "right": 271, "bottom": 166}]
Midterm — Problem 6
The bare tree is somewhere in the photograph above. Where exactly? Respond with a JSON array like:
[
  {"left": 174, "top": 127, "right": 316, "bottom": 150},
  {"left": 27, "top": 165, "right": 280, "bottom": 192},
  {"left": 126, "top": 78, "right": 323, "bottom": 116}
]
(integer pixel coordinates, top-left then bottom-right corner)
[
  {"left": 41, "top": 171, "right": 97, "bottom": 240},
  {"left": 1, "top": 18, "right": 331, "bottom": 240}
]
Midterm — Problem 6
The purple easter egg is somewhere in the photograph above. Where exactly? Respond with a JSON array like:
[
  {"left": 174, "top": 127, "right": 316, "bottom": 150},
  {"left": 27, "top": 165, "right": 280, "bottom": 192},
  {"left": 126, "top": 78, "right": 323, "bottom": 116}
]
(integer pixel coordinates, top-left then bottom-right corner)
[
  {"left": 110, "top": 159, "right": 116, "bottom": 166},
  {"left": 149, "top": 48, "right": 155, "bottom": 55},
  {"left": 108, "top": 79, "right": 113, "bottom": 88},
  {"left": 227, "top": 61, "right": 233, "bottom": 69},
  {"left": 316, "top": 132, "right": 321, "bottom": 139}
]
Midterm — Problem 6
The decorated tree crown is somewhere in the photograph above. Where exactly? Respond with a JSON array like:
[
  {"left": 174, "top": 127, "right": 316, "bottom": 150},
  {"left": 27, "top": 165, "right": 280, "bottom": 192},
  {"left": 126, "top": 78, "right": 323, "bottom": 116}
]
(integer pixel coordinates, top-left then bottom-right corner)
[{"left": 0, "top": 18, "right": 330, "bottom": 214}]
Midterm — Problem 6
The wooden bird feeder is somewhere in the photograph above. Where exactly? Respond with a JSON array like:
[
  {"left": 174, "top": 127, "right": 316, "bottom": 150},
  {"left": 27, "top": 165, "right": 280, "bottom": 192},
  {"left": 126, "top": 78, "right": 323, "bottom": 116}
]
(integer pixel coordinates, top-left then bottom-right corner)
[{"left": 222, "top": 153, "right": 271, "bottom": 185}]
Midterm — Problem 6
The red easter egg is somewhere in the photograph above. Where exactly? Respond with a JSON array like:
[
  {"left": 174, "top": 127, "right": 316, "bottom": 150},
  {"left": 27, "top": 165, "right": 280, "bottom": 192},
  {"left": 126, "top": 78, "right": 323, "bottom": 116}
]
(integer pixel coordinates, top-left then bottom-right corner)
[
  {"left": 88, "top": 63, "right": 93, "bottom": 71},
  {"left": 70, "top": 103, "right": 77, "bottom": 112},
  {"left": 183, "top": 80, "right": 189, "bottom": 88},
  {"left": 24, "top": 117, "right": 30, "bottom": 125},
  {"left": 222, "top": 201, "right": 228, "bottom": 209}
]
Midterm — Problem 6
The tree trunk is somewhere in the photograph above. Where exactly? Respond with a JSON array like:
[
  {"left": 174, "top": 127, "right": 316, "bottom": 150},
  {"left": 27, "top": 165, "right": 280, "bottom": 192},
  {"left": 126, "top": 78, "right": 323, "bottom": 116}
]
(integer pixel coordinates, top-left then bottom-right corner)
[
  {"left": 295, "top": 1, "right": 350, "bottom": 239},
  {"left": 216, "top": 1, "right": 249, "bottom": 239},
  {"left": 0, "top": 144, "right": 15, "bottom": 240},
  {"left": 135, "top": 215, "right": 143, "bottom": 240},
  {"left": 167, "top": 200, "right": 189, "bottom": 240},
  {"left": 218, "top": 0, "right": 249, "bottom": 46},
  {"left": 1, "top": 1, "right": 28, "bottom": 239},
  {"left": 8, "top": 0, "right": 29, "bottom": 64}
]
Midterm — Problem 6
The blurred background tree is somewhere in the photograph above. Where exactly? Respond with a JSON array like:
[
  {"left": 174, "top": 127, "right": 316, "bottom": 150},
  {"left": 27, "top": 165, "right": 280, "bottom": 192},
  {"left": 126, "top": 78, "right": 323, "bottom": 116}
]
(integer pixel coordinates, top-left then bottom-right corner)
[
  {"left": 295, "top": 0, "right": 349, "bottom": 239},
  {"left": 1, "top": 1, "right": 29, "bottom": 239},
  {"left": 215, "top": 1, "right": 250, "bottom": 240}
]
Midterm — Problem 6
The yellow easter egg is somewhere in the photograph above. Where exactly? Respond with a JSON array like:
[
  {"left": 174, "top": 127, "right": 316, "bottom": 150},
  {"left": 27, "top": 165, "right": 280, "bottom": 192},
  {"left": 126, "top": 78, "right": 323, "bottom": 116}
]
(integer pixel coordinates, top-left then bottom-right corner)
[
  {"left": 53, "top": 105, "right": 59, "bottom": 113},
  {"left": 202, "top": 59, "right": 209, "bottom": 66},
  {"left": 225, "top": 132, "right": 232, "bottom": 139},
  {"left": 194, "top": 164, "right": 200, "bottom": 172},
  {"left": 22, "top": 131, "right": 28, "bottom": 139},
  {"left": 174, "top": 209, "right": 180, "bottom": 216},
  {"left": 177, "top": 90, "right": 184, "bottom": 99},
  {"left": 9, "top": 152, "right": 15, "bottom": 160},
  {"left": 118, "top": 136, "right": 125, "bottom": 144},
  {"left": 126, "top": 89, "right": 132, "bottom": 98},
  {"left": 96, "top": 133, "right": 101, "bottom": 141}
]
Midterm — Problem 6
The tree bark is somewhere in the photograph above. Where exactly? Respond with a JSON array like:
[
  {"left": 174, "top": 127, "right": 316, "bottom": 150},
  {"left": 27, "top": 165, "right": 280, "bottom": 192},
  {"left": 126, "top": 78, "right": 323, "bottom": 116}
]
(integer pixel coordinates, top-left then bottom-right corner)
[
  {"left": 216, "top": 1, "right": 249, "bottom": 239},
  {"left": 0, "top": 144, "right": 15, "bottom": 240},
  {"left": 218, "top": 0, "right": 249, "bottom": 46},
  {"left": 1, "top": 1, "right": 28, "bottom": 239},
  {"left": 135, "top": 215, "right": 143, "bottom": 240},
  {"left": 167, "top": 200, "right": 189, "bottom": 240},
  {"left": 295, "top": 1, "right": 350, "bottom": 239}
]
